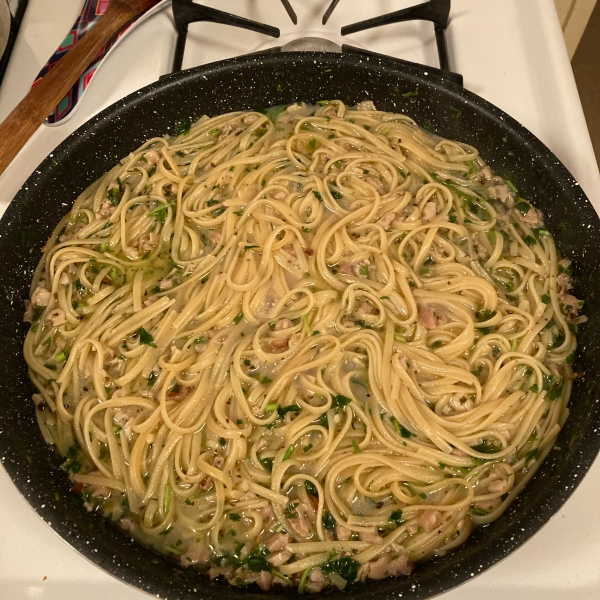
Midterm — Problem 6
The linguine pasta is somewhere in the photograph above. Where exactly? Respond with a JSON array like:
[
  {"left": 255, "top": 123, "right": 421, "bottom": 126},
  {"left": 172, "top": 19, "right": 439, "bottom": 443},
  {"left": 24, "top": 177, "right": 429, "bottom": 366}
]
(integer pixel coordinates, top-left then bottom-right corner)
[{"left": 23, "top": 100, "right": 583, "bottom": 592}]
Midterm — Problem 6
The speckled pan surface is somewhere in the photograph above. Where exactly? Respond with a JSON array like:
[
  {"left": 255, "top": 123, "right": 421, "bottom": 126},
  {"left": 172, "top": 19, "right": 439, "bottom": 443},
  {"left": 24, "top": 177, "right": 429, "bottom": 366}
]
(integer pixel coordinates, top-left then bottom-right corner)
[{"left": 1, "top": 52, "right": 599, "bottom": 600}]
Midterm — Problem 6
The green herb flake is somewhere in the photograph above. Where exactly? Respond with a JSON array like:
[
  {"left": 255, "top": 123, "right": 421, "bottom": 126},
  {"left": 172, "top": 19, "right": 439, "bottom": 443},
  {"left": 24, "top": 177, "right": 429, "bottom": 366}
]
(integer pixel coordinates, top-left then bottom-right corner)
[
  {"left": 471, "top": 507, "right": 489, "bottom": 516},
  {"left": 331, "top": 394, "right": 352, "bottom": 413},
  {"left": 139, "top": 327, "right": 157, "bottom": 348},
  {"left": 525, "top": 449, "right": 539, "bottom": 462},
  {"left": 402, "top": 87, "right": 419, "bottom": 99},
  {"left": 390, "top": 416, "right": 412, "bottom": 438},
  {"left": 322, "top": 510, "right": 336, "bottom": 532},
  {"left": 283, "top": 444, "right": 294, "bottom": 461},
  {"left": 472, "top": 439, "right": 501, "bottom": 454},
  {"left": 174, "top": 117, "right": 191, "bottom": 136},
  {"left": 147, "top": 202, "right": 175, "bottom": 224},
  {"left": 284, "top": 502, "right": 299, "bottom": 519},
  {"left": 515, "top": 201, "right": 531, "bottom": 216},
  {"left": 163, "top": 484, "right": 172, "bottom": 514},
  {"left": 477, "top": 309, "right": 496, "bottom": 321},
  {"left": 389, "top": 509, "right": 403, "bottom": 525},
  {"left": 321, "top": 556, "right": 360, "bottom": 583},
  {"left": 277, "top": 404, "right": 301, "bottom": 418},
  {"left": 259, "top": 457, "right": 273, "bottom": 472},
  {"left": 305, "top": 480, "right": 318, "bottom": 497}
]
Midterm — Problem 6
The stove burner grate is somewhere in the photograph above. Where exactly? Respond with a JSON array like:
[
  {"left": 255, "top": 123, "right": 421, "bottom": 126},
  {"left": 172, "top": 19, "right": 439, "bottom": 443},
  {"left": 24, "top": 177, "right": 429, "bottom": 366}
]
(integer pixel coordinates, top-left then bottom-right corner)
[
  {"left": 171, "top": 0, "right": 284, "bottom": 73},
  {"left": 170, "top": 0, "right": 462, "bottom": 87}
]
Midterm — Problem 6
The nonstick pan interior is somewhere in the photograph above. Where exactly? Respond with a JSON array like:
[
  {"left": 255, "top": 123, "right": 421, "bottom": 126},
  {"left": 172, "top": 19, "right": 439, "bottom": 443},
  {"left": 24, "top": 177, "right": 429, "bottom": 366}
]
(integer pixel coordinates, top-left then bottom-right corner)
[{"left": 1, "top": 52, "right": 599, "bottom": 600}]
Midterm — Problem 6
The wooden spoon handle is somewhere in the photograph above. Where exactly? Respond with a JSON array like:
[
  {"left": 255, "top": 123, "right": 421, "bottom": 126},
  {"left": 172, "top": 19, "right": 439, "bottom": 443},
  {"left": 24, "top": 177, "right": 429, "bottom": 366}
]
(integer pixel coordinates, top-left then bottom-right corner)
[{"left": 0, "top": 0, "right": 153, "bottom": 176}]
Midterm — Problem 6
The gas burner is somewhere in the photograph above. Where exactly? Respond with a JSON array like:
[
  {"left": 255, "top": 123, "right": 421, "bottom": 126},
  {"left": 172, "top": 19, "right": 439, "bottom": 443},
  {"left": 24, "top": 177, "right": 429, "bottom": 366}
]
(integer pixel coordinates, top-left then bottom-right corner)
[{"left": 281, "top": 37, "right": 341, "bottom": 52}]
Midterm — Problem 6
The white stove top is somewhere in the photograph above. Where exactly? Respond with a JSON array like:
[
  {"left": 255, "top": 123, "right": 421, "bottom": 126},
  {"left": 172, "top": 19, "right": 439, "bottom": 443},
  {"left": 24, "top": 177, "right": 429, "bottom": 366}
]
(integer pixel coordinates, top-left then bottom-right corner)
[{"left": 1, "top": 1, "right": 599, "bottom": 599}]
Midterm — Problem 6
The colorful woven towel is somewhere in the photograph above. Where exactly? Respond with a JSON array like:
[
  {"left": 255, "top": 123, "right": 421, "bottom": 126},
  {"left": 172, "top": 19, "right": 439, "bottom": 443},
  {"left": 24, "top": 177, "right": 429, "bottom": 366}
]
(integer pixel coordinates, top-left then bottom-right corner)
[{"left": 32, "top": 0, "right": 168, "bottom": 125}]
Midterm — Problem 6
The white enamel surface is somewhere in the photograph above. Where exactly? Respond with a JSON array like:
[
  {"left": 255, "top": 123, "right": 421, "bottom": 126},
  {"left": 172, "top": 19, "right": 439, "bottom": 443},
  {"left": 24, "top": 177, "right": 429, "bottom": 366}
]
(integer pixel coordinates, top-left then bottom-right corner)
[{"left": 0, "top": 1, "right": 599, "bottom": 599}]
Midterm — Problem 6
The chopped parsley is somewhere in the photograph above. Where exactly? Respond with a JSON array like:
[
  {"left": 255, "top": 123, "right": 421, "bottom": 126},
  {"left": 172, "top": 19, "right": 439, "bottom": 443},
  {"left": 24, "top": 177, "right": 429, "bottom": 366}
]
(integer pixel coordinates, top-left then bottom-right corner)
[
  {"left": 107, "top": 178, "right": 123, "bottom": 206},
  {"left": 322, "top": 510, "right": 336, "bottom": 532},
  {"left": 389, "top": 509, "right": 403, "bottom": 525},
  {"left": 245, "top": 546, "right": 272, "bottom": 573},
  {"left": 277, "top": 404, "right": 301, "bottom": 418},
  {"left": 284, "top": 502, "right": 299, "bottom": 519},
  {"left": 147, "top": 202, "right": 175, "bottom": 224},
  {"left": 477, "top": 309, "right": 496, "bottom": 321},
  {"left": 305, "top": 480, "right": 318, "bottom": 496},
  {"left": 525, "top": 449, "right": 539, "bottom": 462},
  {"left": 174, "top": 117, "right": 191, "bottom": 136},
  {"left": 472, "top": 439, "right": 501, "bottom": 454},
  {"left": 321, "top": 556, "right": 360, "bottom": 583},
  {"left": 331, "top": 394, "right": 352, "bottom": 413},
  {"left": 138, "top": 327, "right": 157, "bottom": 348},
  {"left": 402, "top": 87, "right": 419, "bottom": 98},
  {"left": 515, "top": 201, "right": 531, "bottom": 215},
  {"left": 471, "top": 507, "right": 489, "bottom": 516},
  {"left": 259, "top": 457, "right": 273, "bottom": 472},
  {"left": 30, "top": 306, "right": 44, "bottom": 332},
  {"left": 390, "top": 416, "right": 412, "bottom": 438}
]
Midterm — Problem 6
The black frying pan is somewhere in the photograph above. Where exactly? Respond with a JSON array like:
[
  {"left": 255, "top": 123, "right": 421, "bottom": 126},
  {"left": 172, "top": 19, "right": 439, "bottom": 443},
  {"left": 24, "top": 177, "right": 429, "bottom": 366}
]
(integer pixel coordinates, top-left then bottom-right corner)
[{"left": 1, "top": 52, "right": 599, "bottom": 600}]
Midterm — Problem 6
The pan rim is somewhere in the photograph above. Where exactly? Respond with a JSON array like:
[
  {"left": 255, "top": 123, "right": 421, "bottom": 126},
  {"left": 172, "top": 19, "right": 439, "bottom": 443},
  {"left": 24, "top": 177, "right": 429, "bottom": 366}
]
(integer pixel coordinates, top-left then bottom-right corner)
[{"left": 1, "top": 50, "right": 599, "bottom": 600}]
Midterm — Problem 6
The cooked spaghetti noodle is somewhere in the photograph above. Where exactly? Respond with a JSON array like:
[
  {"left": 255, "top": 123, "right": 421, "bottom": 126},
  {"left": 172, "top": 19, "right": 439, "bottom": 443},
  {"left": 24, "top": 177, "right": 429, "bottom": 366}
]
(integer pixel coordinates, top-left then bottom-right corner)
[{"left": 24, "top": 100, "right": 583, "bottom": 592}]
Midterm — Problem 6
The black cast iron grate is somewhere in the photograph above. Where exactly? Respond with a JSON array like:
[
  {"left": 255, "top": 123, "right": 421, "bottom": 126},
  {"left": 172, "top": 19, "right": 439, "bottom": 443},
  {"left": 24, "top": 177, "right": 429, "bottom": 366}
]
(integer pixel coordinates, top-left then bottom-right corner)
[
  {"left": 169, "top": 0, "right": 462, "bottom": 86},
  {"left": 170, "top": 0, "right": 300, "bottom": 73},
  {"left": 326, "top": 0, "right": 451, "bottom": 71}
]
